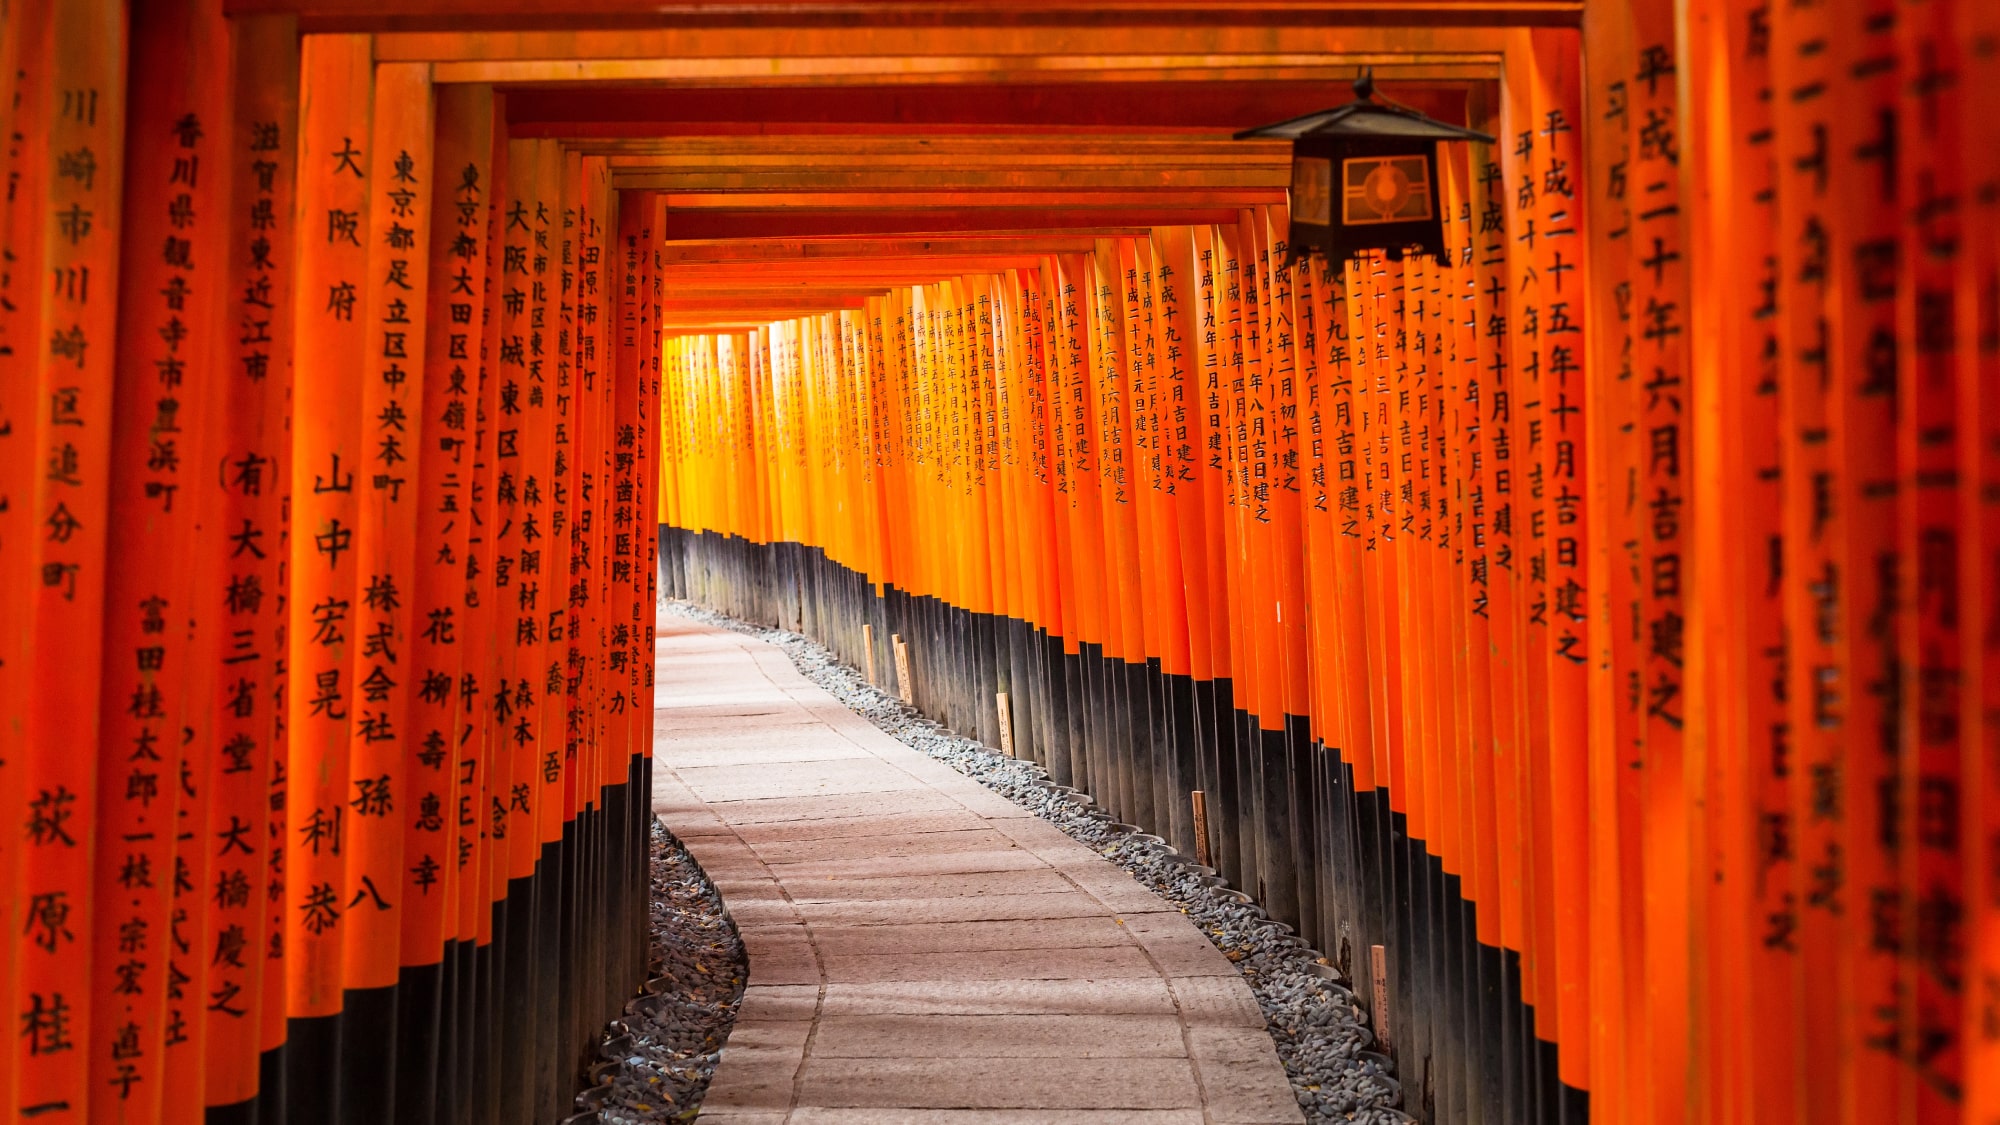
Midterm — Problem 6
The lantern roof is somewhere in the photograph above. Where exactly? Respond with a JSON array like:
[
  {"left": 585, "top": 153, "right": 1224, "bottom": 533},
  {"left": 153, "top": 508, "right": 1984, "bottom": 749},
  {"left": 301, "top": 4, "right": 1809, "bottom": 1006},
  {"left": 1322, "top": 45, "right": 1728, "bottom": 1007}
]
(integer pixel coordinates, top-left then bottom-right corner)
[{"left": 1233, "top": 70, "right": 1496, "bottom": 144}]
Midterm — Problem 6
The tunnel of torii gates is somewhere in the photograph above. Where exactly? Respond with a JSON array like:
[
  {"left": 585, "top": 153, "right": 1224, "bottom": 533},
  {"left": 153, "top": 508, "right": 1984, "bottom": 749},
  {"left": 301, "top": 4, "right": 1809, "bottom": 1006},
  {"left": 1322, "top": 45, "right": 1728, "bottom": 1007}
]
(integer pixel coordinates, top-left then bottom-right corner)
[{"left": 0, "top": 0, "right": 1996, "bottom": 1123}]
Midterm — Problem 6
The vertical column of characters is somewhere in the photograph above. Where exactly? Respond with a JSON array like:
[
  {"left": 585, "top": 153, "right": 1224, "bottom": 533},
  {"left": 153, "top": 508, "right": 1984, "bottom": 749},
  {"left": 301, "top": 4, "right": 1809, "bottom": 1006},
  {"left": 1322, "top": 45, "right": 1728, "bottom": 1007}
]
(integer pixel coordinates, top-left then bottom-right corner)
[
  {"left": 462, "top": 108, "right": 506, "bottom": 957},
  {"left": 636, "top": 195, "right": 666, "bottom": 756},
  {"left": 1389, "top": 237, "right": 1439, "bottom": 866},
  {"left": 1215, "top": 226, "right": 1256, "bottom": 737},
  {"left": 1768, "top": 0, "right": 1844, "bottom": 1117},
  {"left": 1465, "top": 88, "right": 1529, "bottom": 977},
  {"left": 1497, "top": 34, "right": 1564, "bottom": 1065},
  {"left": 1026, "top": 263, "right": 1074, "bottom": 670},
  {"left": 978, "top": 282, "right": 1007, "bottom": 640},
  {"left": 1419, "top": 213, "right": 1468, "bottom": 902},
  {"left": 1342, "top": 253, "right": 1389, "bottom": 798},
  {"left": 571, "top": 157, "right": 606, "bottom": 811},
  {"left": 607, "top": 195, "right": 644, "bottom": 768},
  {"left": 1058, "top": 256, "right": 1108, "bottom": 672},
  {"left": 343, "top": 58, "right": 432, "bottom": 1003},
  {"left": 403, "top": 79, "right": 489, "bottom": 978},
  {"left": 1192, "top": 231, "right": 1235, "bottom": 702},
  {"left": 554, "top": 155, "right": 579, "bottom": 804},
  {"left": 1529, "top": 29, "right": 1596, "bottom": 1089},
  {"left": 1960, "top": 0, "right": 2000, "bottom": 1113},
  {"left": 1730, "top": 2, "right": 1817, "bottom": 1118},
  {"left": 1110, "top": 241, "right": 1158, "bottom": 679},
  {"left": 202, "top": 14, "right": 298, "bottom": 1110},
  {"left": 1894, "top": 0, "right": 1966, "bottom": 1106},
  {"left": 524, "top": 142, "right": 565, "bottom": 861},
  {"left": 543, "top": 149, "right": 578, "bottom": 848},
  {"left": 960, "top": 285, "right": 981, "bottom": 615},
  {"left": 1237, "top": 216, "right": 1282, "bottom": 748},
  {"left": 19, "top": 1, "right": 125, "bottom": 1118},
  {"left": 1432, "top": 235, "right": 1467, "bottom": 874},
  {"left": 492, "top": 138, "right": 540, "bottom": 886},
  {"left": 1153, "top": 231, "right": 1209, "bottom": 693},
  {"left": 985, "top": 284, "right": 1018, "bottom": 649},
  {"left": 90, "top": 1, "right": 225, "bottom": 1117},
  {"left": 577, "top": 155, "right": 609, "bottom": 814},
  {"left": 1683, "top": 1, "right": 1785, "bottom": 1115},
  {"left": 0, "top": 9, "right": 54, "bottom": 1108},
  {"left": 1824, "top": 0, "right": 1905, "bottom": 1100},
  {"left": 1355, "top": 254, "right": 1411, "bottom": 815},
  {"left": 1317, "top": 249, "right": 1374, "bottom": 795},
  {"left": 1090, "top": 244, "right": 1139, "bottom": 685},
  {"left": 1443, "top": 143, "right": 1504, "bottom": 947},
  {"left": 1262, "top": 212, "right": 1311, "bottom": 737},
  {"left": 1141, "top": 240, "right": 1194, "bottom": 700},
  {"left": 285, "top": 31, "right": 373, "bottom": 1032},
  {"left": 1627, "top": 4, "right": 1698, "bottom": 1110},
  {"left": 255, "top": 26, "right": 302, "bottom": 1088}
]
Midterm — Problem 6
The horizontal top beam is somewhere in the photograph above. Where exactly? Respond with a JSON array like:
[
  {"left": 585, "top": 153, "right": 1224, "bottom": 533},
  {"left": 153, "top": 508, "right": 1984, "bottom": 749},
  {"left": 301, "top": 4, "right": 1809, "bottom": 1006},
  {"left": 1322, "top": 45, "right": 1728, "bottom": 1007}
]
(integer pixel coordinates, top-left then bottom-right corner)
[
  {"left": 440, "top": 54, "right": 1495, "bottom": 86},
  {"left": 615, "top": 168, "right": 1291, "bottom": 191},
  {"left": 658, "top": 205, "right": 1254, "bottom": 239},
  {"left": 260, "top": 5, "right": 1577, "bottom": 36},
  {"left": 582, "top": 134, "right": 1291, "bottom": 161},
  {"left": 506, "top": 79, "right": 1472, "bottom": 136},
  {"left": 657, "top": 231, "right": 1142, "bottom": 261}
]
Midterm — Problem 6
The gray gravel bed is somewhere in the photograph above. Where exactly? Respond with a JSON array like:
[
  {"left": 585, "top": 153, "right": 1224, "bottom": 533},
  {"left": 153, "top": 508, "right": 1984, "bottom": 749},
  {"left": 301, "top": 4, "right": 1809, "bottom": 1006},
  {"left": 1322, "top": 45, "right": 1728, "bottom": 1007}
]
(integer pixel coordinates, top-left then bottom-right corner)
[
  {"left": 663, "top": 600, "right": 1409, "bottom": 1125},
  {"left": 568, "top": 821, "right": 747, "bottom": 1124}
]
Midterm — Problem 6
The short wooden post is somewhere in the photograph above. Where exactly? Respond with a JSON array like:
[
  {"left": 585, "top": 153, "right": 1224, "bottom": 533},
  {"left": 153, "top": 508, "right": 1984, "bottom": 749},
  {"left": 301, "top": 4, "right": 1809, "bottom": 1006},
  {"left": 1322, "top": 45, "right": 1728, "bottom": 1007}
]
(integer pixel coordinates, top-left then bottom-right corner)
[
  {"left": 862, "top": 623, "right": 876, "bottom": 684},
  {"left": 1370, "top": 944, "right": 1392, "bottom": 1055},
  {"left": 892, "top": 633, "right": 914, "bottom": 704},
  {"left": 995, "top": 692, "right": 1015, "bottom": 757},
  {"left": 1190, "top": 790, "right": 1211, "bottom": 867}
]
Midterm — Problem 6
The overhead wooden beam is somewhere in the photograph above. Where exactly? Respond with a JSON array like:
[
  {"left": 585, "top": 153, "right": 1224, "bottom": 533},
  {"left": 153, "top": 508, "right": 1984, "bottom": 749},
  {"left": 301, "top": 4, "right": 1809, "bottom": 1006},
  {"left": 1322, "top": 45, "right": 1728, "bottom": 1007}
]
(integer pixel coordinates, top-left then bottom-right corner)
[
  {"left": 660, "top": 206, "right": 1251, "bottom": 239},
  {"left": 657, "top": 188, "right": 1285, "bottom": 211},
  {"left": 573, "top": 134, "right": 1290, "bottom": 161},
  {"left": 661, "top": 255, "right": 1063, "bottom": 281},
  {"left": 501, "top": 79, "right": 1475, "bottom": 135},
  {"left": 659, "top": 295, "right": 875, "bottom": 315},
  {"left": 658, "top": 231, "right": 1132, "bottom": 262},
  {"left": 434, "top": 55, "right": 1495, "bottom": 86},
  {"left": 610, "top": 166, "right": 1289, "bottom": 191},
  {"left": 360, "top": 21, "right": 1554, "bottom": 55}
]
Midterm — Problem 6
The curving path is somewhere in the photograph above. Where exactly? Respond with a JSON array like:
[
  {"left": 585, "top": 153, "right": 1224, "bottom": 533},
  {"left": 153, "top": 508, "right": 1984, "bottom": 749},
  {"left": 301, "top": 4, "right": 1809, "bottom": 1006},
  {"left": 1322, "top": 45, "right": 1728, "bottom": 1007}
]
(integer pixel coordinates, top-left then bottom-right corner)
[{"left": 650, "top": 616, "right": 1304, "bottom": 1125}]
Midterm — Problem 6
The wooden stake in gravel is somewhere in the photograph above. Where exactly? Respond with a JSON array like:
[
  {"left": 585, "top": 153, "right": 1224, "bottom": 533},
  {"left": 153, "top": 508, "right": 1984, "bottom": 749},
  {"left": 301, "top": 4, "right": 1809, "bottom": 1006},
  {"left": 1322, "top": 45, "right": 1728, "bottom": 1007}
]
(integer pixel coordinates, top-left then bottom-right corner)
[
  {"left": 1370, "top": 944, "right": 1392, "bottom": 1057},
  {"left": 995, "top": 692, "right": 1014, "bottom": 757},
  {"left": 1190, "top": 790, "right": 1211, "bottom": 868},
  {"left": 892, "top": 633, "right": 914, "bottom": 704},
  {"left": 862, "top": 622, "right": 876, "bottom": 684}
]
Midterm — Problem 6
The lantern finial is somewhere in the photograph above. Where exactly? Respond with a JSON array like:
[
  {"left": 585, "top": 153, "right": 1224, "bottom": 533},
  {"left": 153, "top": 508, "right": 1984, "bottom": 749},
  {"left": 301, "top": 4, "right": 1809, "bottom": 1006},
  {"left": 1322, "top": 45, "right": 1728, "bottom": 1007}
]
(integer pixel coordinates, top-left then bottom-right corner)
[{"left": 1352, "top": 67, "right": 1375, "bottom": 103}]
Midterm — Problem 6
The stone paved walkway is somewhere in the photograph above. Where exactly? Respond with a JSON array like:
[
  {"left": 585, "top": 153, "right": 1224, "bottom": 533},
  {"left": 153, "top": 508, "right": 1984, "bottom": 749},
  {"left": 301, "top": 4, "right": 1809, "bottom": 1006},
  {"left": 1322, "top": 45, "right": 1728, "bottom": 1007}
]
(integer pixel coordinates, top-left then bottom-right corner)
[{"left": 650, "top": 616, "right": 1304, "bottom": 1125}]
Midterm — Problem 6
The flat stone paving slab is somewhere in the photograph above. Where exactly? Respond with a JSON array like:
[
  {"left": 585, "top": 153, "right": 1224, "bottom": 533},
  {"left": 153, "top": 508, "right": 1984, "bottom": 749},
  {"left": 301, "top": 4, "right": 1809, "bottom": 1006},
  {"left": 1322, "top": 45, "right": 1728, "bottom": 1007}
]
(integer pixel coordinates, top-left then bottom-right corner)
[{"left": 653, "top": 617, "right": 1301, "bottom": 1124}]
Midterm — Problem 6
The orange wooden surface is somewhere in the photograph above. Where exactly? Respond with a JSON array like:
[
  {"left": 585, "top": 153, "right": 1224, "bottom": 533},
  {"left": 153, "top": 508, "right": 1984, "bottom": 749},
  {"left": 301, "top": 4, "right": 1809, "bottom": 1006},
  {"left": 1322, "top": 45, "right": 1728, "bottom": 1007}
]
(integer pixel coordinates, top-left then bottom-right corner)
[{"left": 4, "top": 5, "right": 1996, "bottom": 1121}]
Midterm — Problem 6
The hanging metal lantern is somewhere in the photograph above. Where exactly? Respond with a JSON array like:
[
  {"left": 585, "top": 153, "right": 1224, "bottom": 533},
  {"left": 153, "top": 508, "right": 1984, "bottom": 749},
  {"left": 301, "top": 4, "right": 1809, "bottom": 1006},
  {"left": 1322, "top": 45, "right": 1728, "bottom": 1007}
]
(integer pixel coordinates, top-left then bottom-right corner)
[{"left": 1236, "top": 69, "right": 1494, "bottom": 271}]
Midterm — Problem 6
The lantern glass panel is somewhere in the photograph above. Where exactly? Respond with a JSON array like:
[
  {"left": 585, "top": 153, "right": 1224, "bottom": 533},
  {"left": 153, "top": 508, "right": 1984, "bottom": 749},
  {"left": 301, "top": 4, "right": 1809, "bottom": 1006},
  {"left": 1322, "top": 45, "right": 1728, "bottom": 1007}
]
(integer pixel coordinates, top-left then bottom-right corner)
[
  {"left": 1342, "top": 155, "right": 1432, "bottom": 226},
  {"left": 1290, "top": 155, "right": 1332, "bottom": 226}
]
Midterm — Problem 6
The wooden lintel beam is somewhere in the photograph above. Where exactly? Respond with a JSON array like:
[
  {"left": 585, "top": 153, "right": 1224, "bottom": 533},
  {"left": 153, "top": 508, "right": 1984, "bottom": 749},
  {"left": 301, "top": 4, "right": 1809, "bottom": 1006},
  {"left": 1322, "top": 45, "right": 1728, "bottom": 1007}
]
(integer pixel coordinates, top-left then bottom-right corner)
[
  {"left": 609, "top": 167, "right": 1289, "bottom": 192},
  {"left": 360, "top": 22, "right": 1550, "bottom": 58},
  {"left": 436, "top": 56, "right": 1496, "bottom": 87},
  {"left": 663, "top": 294, "right": 882, "bottom": 310},
  {"left": 657, "top": 188, "right": 1286, "bottom": 211},
  {"left": 501, "top": 78, "right": 1477, "bottom": 135},
  {"left": 662, "top": 255, "right": 1063, "bottom": 280},
  {"left": 573, "top": 135, "right": 1285, "bottom": 158},
  {"left": 658, "top": 232, "right": 1135, "bottom": 262},
  {"left": 661, "top": 206, "right": 1252, "bottom": 238}
]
